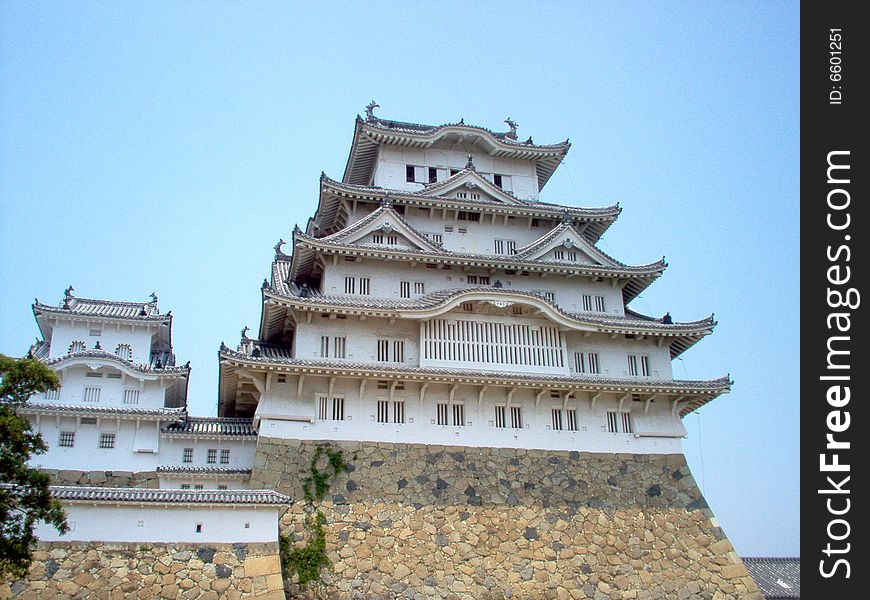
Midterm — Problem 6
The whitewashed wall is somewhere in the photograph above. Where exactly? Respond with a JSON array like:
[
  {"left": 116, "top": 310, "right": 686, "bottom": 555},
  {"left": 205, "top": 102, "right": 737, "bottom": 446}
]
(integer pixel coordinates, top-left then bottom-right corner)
[
  {"left": 48, "top": 320, "right": 158, "bottom": 364},
  {"left": 372, "top": 147, "right": 539, "bottom": 201},
  {"left": 320, "top": 259, "right": 626, "bottom": 317},
  {"left": 30, "top": 365, "right": 170, "bottom": 409},
  {"left": 256, "top": 377, "right": 686, "bottom": 454},
  {"left": 26, "top": 415, "right": 256, "bottom": 473},
  {"left": 35, "top": 503, "right": 281, "bottom": 544}
]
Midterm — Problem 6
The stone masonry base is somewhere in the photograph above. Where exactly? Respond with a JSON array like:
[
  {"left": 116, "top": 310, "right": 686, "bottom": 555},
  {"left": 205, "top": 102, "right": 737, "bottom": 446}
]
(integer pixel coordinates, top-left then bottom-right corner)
[{"left": 256, "top": 438, "right": 762, "bottom": 600}]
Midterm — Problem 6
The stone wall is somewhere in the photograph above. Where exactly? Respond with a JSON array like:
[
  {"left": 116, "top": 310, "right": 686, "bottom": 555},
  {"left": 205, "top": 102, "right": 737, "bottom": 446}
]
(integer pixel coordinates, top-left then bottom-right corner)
[
  {"left": 42, "top": 468, "right": 158, "bottom": 488},
  {"left": 0, "top": 542, "right": 284, "bottom": 600},
  {"left": 254, "top": 438, "right": 762, "bottom": 600}
]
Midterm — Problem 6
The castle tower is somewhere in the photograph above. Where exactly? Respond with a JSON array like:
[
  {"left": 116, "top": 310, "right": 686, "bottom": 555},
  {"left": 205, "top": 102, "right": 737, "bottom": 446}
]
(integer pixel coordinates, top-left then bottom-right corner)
[{"left": 219, "top": 106, "right": 760, "bottom": 598}]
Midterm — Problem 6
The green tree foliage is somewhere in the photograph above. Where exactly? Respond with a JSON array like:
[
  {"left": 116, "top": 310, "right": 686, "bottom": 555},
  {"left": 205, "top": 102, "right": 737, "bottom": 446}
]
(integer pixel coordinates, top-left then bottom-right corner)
[{"left": 0, "top": 355, "right": 68, "bottom": 581}]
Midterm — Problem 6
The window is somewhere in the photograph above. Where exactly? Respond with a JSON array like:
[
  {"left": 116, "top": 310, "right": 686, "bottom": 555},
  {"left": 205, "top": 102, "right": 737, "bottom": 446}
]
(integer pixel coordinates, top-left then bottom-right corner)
[
  {"left": 332, "top": 397, "right": 345, "bottom": 421},
  {"left": 359, "top": 277, "right": 370, "bottom": 295},
  {"left": 566, "top": 409, "right": 578, "bottom": 431},
  {"left": 428, "top": 233, "right": 443, "bottom": 244},
  {"left": 606, "top": 411, "right": 619, "bottom": 433},
  {"left": 466, "top": 275, "right": 490, "bottom": 285},
  {"left": 510, "top": 406, "right": 523, "bottom": 429},
  {"left": 494, "top": 239, "right": 516, "bottom": 255},
  {"left": 344, "top": 276, "right": 355, "bottom": 294},
  {"left": 406, "top": 165, "right": 415, "bottom": 182},
  {"left": 495, "top": 406, "right": 506, "bottom": 428},
  {"left": 452, "top": 404, "right": 465, "bottom": 426},
  {"left": 554, "top": 250, "right": 565, "bottom": 260},
  {"left": 457, "top": 211, "right": 480, "bottom": 222},
  {"left": 123, "top": 389, "right": 140, "bottom": 405},
  {"left": 428, "top": 167, "right": 438, "bottom": 183},
  {"left": 393, "top": 400, "right": 405, "bottom": 424},
  {"left": 320, "top": 336, "right": 330, "bottom": 358},
  {"left": 400, "top": 281, "right": 410, "bottom": 298},
  {"left": 461, "top": 302, "right": 474, "bottom": 312},
  {"left": 89, "top": 327, "right": 102, "bottom": 336},
  {"left": 207, "top": 449, "right": 217, "bottom": 464},
  {"left": 582, "top": 294, "right": 606, "bottom": 313},
  {"left": 195, "top": 523, "right": 203, "bottom": 534},
  {"left": 218, "top": 485, "right": 228, "bottom": 490},
  {"left": 181, "top": 484, "right": 191, "bottom": 490},
  {"left": 44, "top": 387, "right": 60, "bottom": 401},
  {"left": 628, "top": 354, "right": 650, "bottom": 377},
  {"left": 387, "top": 234, "right": 398, "bottom": 245},
  {"left": 69, "top": 340, "right": 86, "bottom": 354},
  {"left": 115, "top": 344, "right": 132, "bottom": 361},
  {"left": 437, "top": 403, "right": 449, "bottom": 426},
  {"left": 621, "top": 412, "right": 634, "bottom": 434},
  {"left": 376, "top": 339, "right": 404, "bottom": 362},
  {"left": 99, "top": 433, "right": 116, "bottom": 449},
  {"left": 574, "top": 352, "right": 601, "bottom": 375},
  {"left": 83, "top": 386, "right": 101, "bottom": 403},
  {"left": 183, "top": 448, "right": 193, "bottom": 463},
  {"left": 334, "top": 337, "right": 346, "bottom": 359},
  {"left": 568, "top": 251, "right": 577, "bottom": 261},
  {"left": 372, "top": 233, "right": 384, "bottom": 244},
  {"left": 194, "top": 484, "right": 204, "bottom": 490},
  {"left": 541, "top": 291, "right": 555, "bottom": 303},
  {"left": 377, "top": 399, "right": 389, "bottom": 423},
  {"left": 551, "top": 409, "right": 563, "bottom": 431},
  {"left": 319, "top": 396, "right": 329, "bottom": 420},
  {"left": 220, "top": 449, "right": 231, "bottom": 464},
  {"left": 59, "top": 431, "right": 75, "bottom": 448},
  {"left": 414, "top": 282, "right": 425, "bottom": 295}
]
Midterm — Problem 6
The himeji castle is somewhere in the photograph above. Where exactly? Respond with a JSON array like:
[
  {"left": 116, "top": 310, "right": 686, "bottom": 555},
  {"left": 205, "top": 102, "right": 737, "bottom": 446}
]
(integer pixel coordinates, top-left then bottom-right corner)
[
  {"left": 9, "top": 105, "right": 763, "bottom": 600},
  {"left": 218, "top": 103, "right": 730, "bottom": 454}
]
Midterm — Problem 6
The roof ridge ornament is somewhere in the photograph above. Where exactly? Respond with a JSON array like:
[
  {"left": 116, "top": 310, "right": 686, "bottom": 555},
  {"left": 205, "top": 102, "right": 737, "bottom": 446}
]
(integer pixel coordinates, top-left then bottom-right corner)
[
  {"left": 365, "top": 100, "right": 379, "bottom": 123},
  {"left": 465, "top": 154, "right": 476, "bottom": 171},
  {"left": 63, "top": 285, "right": 74, "bottom": 309},
  {"left": 274, "top": 238, "right": 286, "bottom": 255},
  {"left": 504, "top": 117, "right": 518, "bottom": 140},
  {"left": 150, "top": 292, "right": 158, "bottom": 304},
  {"left": 240, "top": 326, "right": 249, "bottom": 340},
  {"left": 379, "top": 196, "right": 393, "bottom": 208}
]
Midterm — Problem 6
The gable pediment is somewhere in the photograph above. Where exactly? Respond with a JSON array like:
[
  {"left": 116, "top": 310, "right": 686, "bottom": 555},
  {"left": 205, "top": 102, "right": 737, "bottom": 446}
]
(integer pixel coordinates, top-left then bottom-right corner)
[
  {"left": 516, "top": 223, "right": 618, "bottom": 268},
  {"left": 323, "top": 205, "right": 441, "bottom": 252},
  {"left": 421, "top": 170, "right": 524, "bottom": 205}
]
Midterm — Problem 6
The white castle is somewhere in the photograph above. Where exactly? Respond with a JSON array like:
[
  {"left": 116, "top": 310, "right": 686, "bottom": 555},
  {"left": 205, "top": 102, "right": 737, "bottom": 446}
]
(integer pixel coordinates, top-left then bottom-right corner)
[{"left": 20, "top": 104, "right": 730, "bottom": 548}]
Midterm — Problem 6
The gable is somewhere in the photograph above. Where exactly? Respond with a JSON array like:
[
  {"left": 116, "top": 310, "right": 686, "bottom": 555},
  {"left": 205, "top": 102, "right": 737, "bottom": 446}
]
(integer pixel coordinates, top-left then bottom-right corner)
[
  {"left": 421, "top": 170, "right": 524, "bottom": 205},
  {"left": 327, "top": 205, "right": 441, "bottom": 252},
  {"left": 516, "top": 223, "right": 617, "bottom": 268}
]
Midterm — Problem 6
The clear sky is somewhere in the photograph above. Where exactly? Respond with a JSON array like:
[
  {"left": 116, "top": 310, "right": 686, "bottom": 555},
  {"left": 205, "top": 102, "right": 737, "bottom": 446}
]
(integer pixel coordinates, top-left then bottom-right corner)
[{"left": 0, "top": 1, "right": 799, "bottom": 556}]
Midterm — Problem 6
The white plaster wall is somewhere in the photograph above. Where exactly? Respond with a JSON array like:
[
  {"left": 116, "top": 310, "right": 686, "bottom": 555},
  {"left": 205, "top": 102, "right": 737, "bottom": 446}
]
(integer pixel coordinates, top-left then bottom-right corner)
[
  {"left": 564, "top": 331, "right": 675, "bottom": 380},
  {"left": 295, "top": 315, "right": 420, "bottom": 365},
  {"left": 31, "top": 364, "right": 169, "bottom": 409},
  {"left": 48, "top": 320, "right": 156, "bottom": 364},
  {"left": 35, "top": 504, "right": 281, "bottom": 544},
  {"left": 26, "top": 415, "right": 256, "bottom": 472},
  {"left": 320, "top": 259, "right": 625, "bottom": 317},
  {"left": 372, "top": 146, "right": 539, "bottom": 200},
  {"left": 158, "top": 477, "right": 251, "bottom": 490},
  {"left": 257, "top": 377, "right": 685, "bottom": 454}
]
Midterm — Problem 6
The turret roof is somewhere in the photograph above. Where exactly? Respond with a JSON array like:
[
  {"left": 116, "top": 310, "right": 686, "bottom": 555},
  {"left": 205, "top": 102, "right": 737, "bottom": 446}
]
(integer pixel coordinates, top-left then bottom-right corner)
[{"left": 49, "top": 485, "right": 290, "bottom": 506}]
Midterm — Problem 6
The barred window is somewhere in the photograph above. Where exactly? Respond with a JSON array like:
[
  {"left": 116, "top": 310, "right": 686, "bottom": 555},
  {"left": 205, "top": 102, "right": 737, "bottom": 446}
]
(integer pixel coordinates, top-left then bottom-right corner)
[
  {"left": 393, "top": 400, "right": 405, "bottom": 424},
  {"left": 183, "top": 448, "right": 193, "bottom": 463},
  {"left": 99, "top": 433, "right": 116, "bottom": 449},
  {"left": 452, "top": 404, "right": 465, "bottom": 427},
  {"left": 510, "top": 406, "right": 523, "bottom": 429},
  {"left": 344, "top": 277, "right": 355, "bottom": 294},
  {"left": 400, "top": 281, "right": 410, "bottom": 298},
  {"left": 123, "top": 389, "right": 140, "bottom": 405},
  {"left": 220, "top": 449, "right": 231, "bottom": 464},
  {"left": 621, "top": 412, "right": 634, "bottom": 434},
  {"left": 582, "top": 294, "right": 606, "bottom": 313},
  {"left": 436, "top": 403, "right": 449, "bottom": 426},
  {"left": 359, "top": 278, "right": 370, "bottom": 295},
  {"left": 69, "top": 340, "right": 86, "bottom": 354},
  {"left": 207, "top": 449, "right": 217, "bottom": 464},
  {"left": 44, "top": 387, "right": 60, "bottom": 401},
  {"left": 566, "top": 409, "right": 578, "bottom": 432},
  {"left": 628, "top": 354, "right": 650, "bottom": 377},
  {"left": 332, "top": 397, "right": 345, "bottom": 421},
  {"left": 606, "top": 411, "right": 619, "bottom": 433},
  {"left": 495, "top": 405, "right": 506, "bottom": 428},
  {"left": 83, "top": 386, "right": 101, "bottom": 403},
  {"left": 334, "top": 337, "right": 346, "bottom": 359},
  {"left": 59, "top": 431, "right": 75, "bottom": 448},
  {"left": 551, "top": 409, "right": 563, "bottom": 431},
  {"left": 414, "top": 282, "right": 425, "bottom": 295},
  {"left": 574, "top": 352, "right": 600, "bottom": 374},
  {"left": 372, "top": 233, "right": 384, "bottom": 244},
  {"left": 377, "top": 399, "right": 389, "bottom": 423},
  {"left": 320, "top": 336, "right": 330, "bottom": 358},
  {"left": 115, "top": 343, "right": 132, "bottom": 361},
  {"left": 318, "top": 396, "right": 329, "bottom": 420}
]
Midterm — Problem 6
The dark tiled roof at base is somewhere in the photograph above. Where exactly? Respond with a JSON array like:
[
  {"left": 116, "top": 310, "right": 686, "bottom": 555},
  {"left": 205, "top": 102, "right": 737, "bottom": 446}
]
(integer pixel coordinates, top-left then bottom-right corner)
[
  {"left": 742, "top": 557, "right": 800, "bottom": 599},
  {"left": 156, "top": 466, "right": 253, "bottom": 476},
  {"left": 49, "top": 485, "right": 290, "bottom": 505},
  {"left": 162, "top": 417, "right": 257, "bottom": 437}
]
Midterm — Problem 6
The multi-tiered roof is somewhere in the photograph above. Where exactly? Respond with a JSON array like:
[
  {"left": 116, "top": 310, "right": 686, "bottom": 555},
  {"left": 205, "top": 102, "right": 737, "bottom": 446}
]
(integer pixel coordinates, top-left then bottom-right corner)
[{"left": 219, "top": 106, "right": 730, "bottom": 419}]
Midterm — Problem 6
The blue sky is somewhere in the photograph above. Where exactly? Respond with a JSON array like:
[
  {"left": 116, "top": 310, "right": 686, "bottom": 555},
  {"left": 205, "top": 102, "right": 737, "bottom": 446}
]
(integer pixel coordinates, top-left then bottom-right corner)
[{"left": 0, "top": 1, "right": 799, "bottom": 556}]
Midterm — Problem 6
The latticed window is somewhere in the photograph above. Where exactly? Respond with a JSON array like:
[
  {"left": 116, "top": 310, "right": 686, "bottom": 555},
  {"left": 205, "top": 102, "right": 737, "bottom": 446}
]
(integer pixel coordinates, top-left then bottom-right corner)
[
  {"left": 320, "top": 336, "right": 330, "bottom": 358},
  {"left": 220, "top": 449, "right": 231, "bottom": 464},
  {"left": 495, "top": 406, "right": 506, "bottom": 428},
  {"left": 551, "top": 409, "right": 563, "bottom": 431},
  {"left": 207, "top": 449, "right": 217, "bottom": 464},
  {"left": 99, "top": 433, "right": 116, "bottom": 449},
  {"left": 436, "top": 403, "right": 449, "bottom": 426},
  {"left": 606, "top": 411, "right": 619, "bottom": 433},
  {"left": 332, "top": 397, "right": 345, "bottom": 421},
  {"left": 59, "top": 431, "right": 75, "bottom": 447},
  {"left": 582, "top": 294, "right": 606, "bottom": 313},
  {"left": 574, "top": 352, "right": 600, "bottom": 374},
  {"left": 334, "top": 337, "right": 346, "bottom": 359},
  {"left": 377, "top": 399, "right": 389, "bottom": 423},
  {"left": 183, "top": 448, "right": 193, "bottom": 463},
  {"left": 44, "top": 387, "right": 60, "bottom": 401},
  {"left": 621, "top": 413, "right": 634, "bottom": 434},
  {"left": 359, "top": 278, "right": 370, "bottom": 295},
  {"left": 69, "top": 340, "right": 86, "bottom": 354},
  {"left": 393, "top": 400, "right": 405, "bottom": 424},
  {"left": 628, "top": 354, "right": 650, "bottom": 377},
  {"left": 344, "top": 277, "right": 355, "bottom": 294},
  {"left": 566, "top": 409, "right": 578, "bottom": 431},
  {"left": 372, "top": 233, "right": 384, "bottom": 244},
  {"left": 83, "top": 386, "right": 101, "bottom": 403},
  {"left": 400, "top": 281, "right": 410, "bottom": 298},
  {"left": 115, "top": 344, "right": 132, "bottom": 361},
  {"left": 414, "top": 282, "right": 425, "bottom": 295},
  {"left": 452, "top": 404, "right": 465, "bottom": 427},
  {"left": 510, "top": 406, "right": 523, "bottom": 429},
  {"left": 123, "top": 389, "right": 140, "bottom": 405}
]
